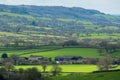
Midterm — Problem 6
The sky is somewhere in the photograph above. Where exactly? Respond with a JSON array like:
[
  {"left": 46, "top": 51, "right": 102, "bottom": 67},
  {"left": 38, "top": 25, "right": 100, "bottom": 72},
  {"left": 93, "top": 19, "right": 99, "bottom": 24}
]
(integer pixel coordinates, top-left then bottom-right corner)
[{"left": 0, "top": 0, "right": 120, "bottom": 14}]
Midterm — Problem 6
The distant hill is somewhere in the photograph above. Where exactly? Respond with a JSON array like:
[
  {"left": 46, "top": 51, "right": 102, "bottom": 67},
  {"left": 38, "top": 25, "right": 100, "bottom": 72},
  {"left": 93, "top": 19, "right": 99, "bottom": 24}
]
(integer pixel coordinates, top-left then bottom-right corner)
[
  {"left": 0, "top": 4, "right": 103, "bottom": 18},
  {"left": 0, "top": 4, "right": 120, "bottom": 46}
]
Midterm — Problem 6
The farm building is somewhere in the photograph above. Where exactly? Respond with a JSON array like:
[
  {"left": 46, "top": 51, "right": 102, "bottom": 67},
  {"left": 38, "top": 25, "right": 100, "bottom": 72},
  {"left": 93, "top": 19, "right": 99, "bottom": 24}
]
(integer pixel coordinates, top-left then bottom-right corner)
[
  {"left": 55, "top": 56, "right": 83, "bottom": 64},
  {"left": 28, "top": 55, "right": 43, "bottom": 61}
]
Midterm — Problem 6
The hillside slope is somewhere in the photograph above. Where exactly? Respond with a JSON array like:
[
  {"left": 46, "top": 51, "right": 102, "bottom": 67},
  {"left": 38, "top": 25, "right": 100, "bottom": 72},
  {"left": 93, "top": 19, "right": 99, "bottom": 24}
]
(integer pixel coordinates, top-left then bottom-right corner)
[{"left": 0, "top": 4, "right": 120, "bottom": 46}]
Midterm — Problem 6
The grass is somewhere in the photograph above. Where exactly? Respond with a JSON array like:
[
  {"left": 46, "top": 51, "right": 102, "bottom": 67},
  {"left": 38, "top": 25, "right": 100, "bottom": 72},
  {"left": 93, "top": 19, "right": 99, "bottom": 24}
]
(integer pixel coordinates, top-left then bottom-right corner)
[
  {"left": 9, "top": 64, "right": 120, "bottom": 80},
  {"left": 15, "top": 65, "right": 98, "bottom": 72},
  {"left": 0, "top": 46, "right": 62, "bottom": 57},
  {"left": 111, "top": 49, "right": 120, "bottom": 56},
  {"left": 15, "top": 65, "right": 120, "bottom": 72},
  {"left": 20, "top": 48, "right": 101, "bottom": 58},
  {"left": 0, "top": 31, "right": 26, "bottom": 37},
  {"left": 0, "top": 47, "right": 120, "bottom": 59},
  {"left": 59, "top": 65, "right": 98, "bottom": 72},
  {"left": 57, "top": 18, "right": 76, "bottom": 22},
  {"left": 0, "top": 12, "right": 35, "bottom": 20},
  {"left": 79, "top": 33, "right": 120, "bottom": 39},
  {"left": 52, "top": 71, "right": 120, "bottom": 80}
]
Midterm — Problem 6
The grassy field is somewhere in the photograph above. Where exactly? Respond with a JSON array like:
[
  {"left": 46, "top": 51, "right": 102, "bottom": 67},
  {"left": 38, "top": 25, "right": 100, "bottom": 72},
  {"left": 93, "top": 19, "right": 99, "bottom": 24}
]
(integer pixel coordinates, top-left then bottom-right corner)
[
  {"left": 15, "top": 65, "right": 98, "bottom": 72},
  {"left": 15, "top": 65, "right": 120, "bottom": 72},
  {"left": 0, "top": 47, "right": 120, "bottom": 59},
  {"left": 0, "top": 46, "right": 62, "bottom": 57},
  {"left": 111, "top": 49, "right": 120, "bottom": 56},
  {"left": 52, "top": 71, "right": 120, "bottom": 80},
  {"left": 1, "top": 32, "right": 120, "bottom": 39},
  {"left": 0, "top": 46, "right": 120, "bottom": 61},
  {"left": 20, "top": 48, "right": 101, "bottom": 58},
  {"left": 78, "top": 33, "right": 120, "bottom": 39}
]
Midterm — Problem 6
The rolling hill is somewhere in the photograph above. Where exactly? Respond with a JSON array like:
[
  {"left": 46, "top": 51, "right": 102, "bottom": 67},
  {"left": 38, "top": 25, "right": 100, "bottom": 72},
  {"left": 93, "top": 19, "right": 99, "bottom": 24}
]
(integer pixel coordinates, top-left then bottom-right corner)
[{"left": 0, "top": 4, "right": 120, "bottom": 46}]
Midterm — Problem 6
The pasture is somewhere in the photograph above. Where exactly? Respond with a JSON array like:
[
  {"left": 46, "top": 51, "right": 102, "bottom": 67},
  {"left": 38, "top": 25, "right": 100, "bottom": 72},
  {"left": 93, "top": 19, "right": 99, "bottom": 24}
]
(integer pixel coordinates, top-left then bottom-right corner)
[
  {"left": 0, "top": 46, "right": 62, "bottom": 57},
  {"left": 15, "top": 65, "right": 98, "bottom": 72},
  {"left": 78, "top": 33, "right": 120, "bottom": 39},
  {"left": 20, "top": 48, "right": 101, "bottom": 58},
  {"left": 53, "top": 71, "right": 120, "bottom": 80},
  {"left": 0, "top": 46, "right": 120, "bottom": 59},
  {"left": 15, "top": 65, "right": 120, "bottom": 72}
]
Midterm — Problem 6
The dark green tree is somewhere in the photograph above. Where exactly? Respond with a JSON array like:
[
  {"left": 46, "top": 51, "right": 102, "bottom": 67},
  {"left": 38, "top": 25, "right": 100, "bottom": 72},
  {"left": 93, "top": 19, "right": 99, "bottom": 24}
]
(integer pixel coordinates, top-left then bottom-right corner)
[{"left": 1, "top": 53, "right": 8, "bottom": 59}]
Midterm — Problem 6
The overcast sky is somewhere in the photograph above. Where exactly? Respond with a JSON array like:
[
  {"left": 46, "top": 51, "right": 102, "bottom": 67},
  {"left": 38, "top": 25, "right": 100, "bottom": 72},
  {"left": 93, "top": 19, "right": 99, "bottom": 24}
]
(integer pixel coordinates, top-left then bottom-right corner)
[{"left": 0, "top": 0, "right": 120, "bottom": 14}]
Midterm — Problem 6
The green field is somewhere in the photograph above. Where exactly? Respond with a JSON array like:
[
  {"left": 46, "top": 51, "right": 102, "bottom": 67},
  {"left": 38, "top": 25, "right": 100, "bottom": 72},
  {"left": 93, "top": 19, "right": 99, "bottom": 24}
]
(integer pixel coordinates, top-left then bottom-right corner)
[
  {"left": 15, "top": 65, "right": 120, "bottom": 73},
  {"left": 53, "top": 71, "right": 120, "bottom": 80},
  {"left": 78, "top": 33, "right": 120, "bottom": 39},
  {"left": 20, "top": 48, "right": 101, "bottom": 58},
  {"left": 15, "top": 65, "right": 98, "bottom": 72},
  {"left": 0, "top": 46, "right": 62, "bottom": 57},
  {"left": 1, "top": 47, "right": 120, "bottom": 59},
  {"left": 111, "top": 49, "right": 120, "bottom": 56}
]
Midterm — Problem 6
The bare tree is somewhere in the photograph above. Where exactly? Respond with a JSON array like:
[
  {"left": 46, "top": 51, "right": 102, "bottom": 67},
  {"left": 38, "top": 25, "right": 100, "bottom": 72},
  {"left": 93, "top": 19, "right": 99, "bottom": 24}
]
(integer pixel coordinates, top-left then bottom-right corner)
[
  {"left": 10, "top": 55, "right": 19, "bottom": 65},
  {"left": 97, "top": 54, "right": 113, "bottom": 71},
  {"left": 51, "top": 64, "right": 62, "bottom": 76},
  {"left": 97, "top": 48, "right": 104, "bottom": 56},
  {"left": 41, "top": 63, "right": 47, "bottom": 73},
  {"left": 4, "top": 62, "right": 15, "bottom": 72}
]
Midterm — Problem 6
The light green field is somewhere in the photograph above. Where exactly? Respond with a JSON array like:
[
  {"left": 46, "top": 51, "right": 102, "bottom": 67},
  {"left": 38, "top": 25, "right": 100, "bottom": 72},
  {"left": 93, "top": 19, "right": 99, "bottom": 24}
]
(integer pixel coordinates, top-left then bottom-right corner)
[
  {"left": 79, "top": 33, "right": 120, "bottom": 39},
  {"left": 20, "top": 48, "right": 101, "bottom": 58},
  {"left": 0, "top": 47, "right": 119, "bottom": 59},
  {"left": 15, "top": 65, "right": 98, "bottom": 72},
  {"left": 15, "top": 65, "right": 120, "bottom": 72},
  {"left": 53, "top": 71, "right": 120, "bottom": 80},
  {"left": 0, "top": 46, "right": 62, "bottom": 57},
  {"left": 0, "top": 12, "right": 35, "bottom": 20}
]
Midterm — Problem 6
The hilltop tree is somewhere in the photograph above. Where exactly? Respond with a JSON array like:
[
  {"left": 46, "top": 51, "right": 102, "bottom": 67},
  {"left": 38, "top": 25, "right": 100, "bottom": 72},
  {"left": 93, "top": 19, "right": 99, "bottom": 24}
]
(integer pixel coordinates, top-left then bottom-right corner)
[
  {"left": 99, "top": 41, "right": 118, "bottom": 54},
  {"left": 63, "top": 40, "right": 79, "bottom": 47}
]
